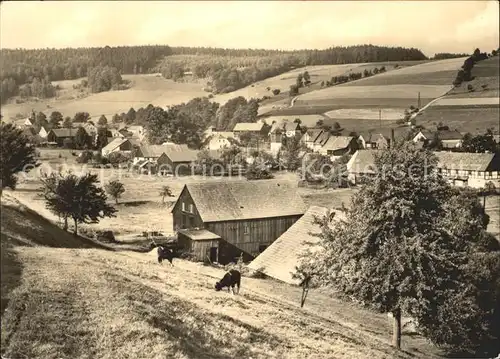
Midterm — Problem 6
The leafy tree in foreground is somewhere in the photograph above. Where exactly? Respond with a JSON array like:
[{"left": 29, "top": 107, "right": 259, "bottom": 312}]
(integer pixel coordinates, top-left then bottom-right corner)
[
  {"left": 0, "top": 123, "right": 39, "bottom": 196},
  {"left": 297, "top": 141, "right": 499, "bottom": 354},
  {"left": 105, "top": 180, "right": 125, "bottom": 204},
  {"left": 42, "top": 172, "right": 117, "bottom": 233}
]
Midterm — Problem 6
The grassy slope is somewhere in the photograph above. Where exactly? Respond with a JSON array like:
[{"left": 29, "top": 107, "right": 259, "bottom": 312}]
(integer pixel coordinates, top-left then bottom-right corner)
[
  {"left": 2, "top": 74, "right": 207, "bottom": 121},
  {"left": 0, "top": 193, "right": 440, "bottom": 359},
  {"left": 416, "top": 56, "right": 500, "bottom": 134},
  {"left": 293, "top": 58, "right": 468, "bottom": 109}
]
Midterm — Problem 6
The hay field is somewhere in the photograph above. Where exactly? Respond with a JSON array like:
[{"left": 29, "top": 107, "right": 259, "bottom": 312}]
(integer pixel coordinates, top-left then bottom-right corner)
[
  {"left": 324, "top": 108, "right": 404, "bottom": 121},
  {"left": 0, "top": 194, "right": 440, "bottom": 359},
  {"left": 213, "top": 64, "right": 367, "bottom": 106},
  {"left": 415, "top": 106, "right": 500, "bottom": 134},
  {"left": 431, "top": 97, "right": 499, "bottom": 106},
  {"left": 295, "top": 84, "right": 452, "bottom": 106},
  {"left": 1, "top": 74, "right": 207, "bottom": 121}
]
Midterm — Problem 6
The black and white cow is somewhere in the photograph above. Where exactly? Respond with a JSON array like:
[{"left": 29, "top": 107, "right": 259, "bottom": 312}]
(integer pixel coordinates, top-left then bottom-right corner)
[{"left": 215, "top": 269, "right": 241, "bottom": 295}]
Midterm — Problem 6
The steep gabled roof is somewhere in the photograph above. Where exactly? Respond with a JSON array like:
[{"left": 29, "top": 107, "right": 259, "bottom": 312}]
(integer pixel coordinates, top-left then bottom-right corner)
[
  {"left": 137, "top": 144, "right": 189, "bottom": 158},
  {"left": 233, "top": 122, "right": 264, "bottom": 132},
  {"left": 346, "top": 149, "right": 382, "bottom": 174},
  {"left": 321, "top": 136, "right": 354, "bottom": 151},
  {"left": 304, "top": 129, "right": 324, "bottom": 142},
  {"left": 269, "top": 121, "right": 300, "bottom": 134},
  {"left": 178, "top": 180, "right": 307, "bottom": 222},
  {"left": 314, "top": 131, "right": 330, "bottom": 146},
  {"left": 101, "top": 138, "right": 130, "bottom": 153},
  {"left": 434, "top": 152, "right": 498, "bottom": 172},
  {"left": 248, "top": 206, "right": 346, "bottom": 285},
  {"left": 49, "top": 128, "right": 77, "bottom": 138},
  {"left": 163, "top": 147, "right": 199, "bottom": 163}
]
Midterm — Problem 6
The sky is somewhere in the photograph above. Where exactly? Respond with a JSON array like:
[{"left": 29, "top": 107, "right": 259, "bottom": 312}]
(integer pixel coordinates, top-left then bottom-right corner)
[{"left": 0, "top": 1, "right": 498, "bottom": 56}]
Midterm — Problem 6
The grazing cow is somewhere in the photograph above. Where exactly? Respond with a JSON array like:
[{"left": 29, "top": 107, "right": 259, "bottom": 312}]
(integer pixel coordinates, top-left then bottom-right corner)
[{"left": 215, "top": 269, "right": 241, "bottom": 295}]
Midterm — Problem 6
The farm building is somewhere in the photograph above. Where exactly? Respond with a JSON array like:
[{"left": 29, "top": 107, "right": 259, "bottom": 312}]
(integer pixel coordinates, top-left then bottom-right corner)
[
  {"left": 248, "top": 206, "right": 346, "bottom": 285},
  {"left": 358, "top": 128, "right": 402, "bottom": 150},
  {"left": 133, "top": 144, "right": 189, "bottom": 164},
  {"left": 157, "top": 147, "right": 199, "bottom": 176},
  {"left": 413, "top": 129, "right": 464, "bottom": 149},
  {"left": 101, "top": 138, "right": 134, "bottom": 157},
  {"left": 171, "top": 180, "right": 307, "bottom": 264},
  {"left": 46, "top": 128, "right": 77, "bottom": 146},
  {"left": 347, "top": 149, "right": 500, "bottom": 188},
  {"left": 177, "top": 229, "right": 222, "bottom": 262},
  {"left": 319, "top": 136, "right": 358, "bottom": 157}
]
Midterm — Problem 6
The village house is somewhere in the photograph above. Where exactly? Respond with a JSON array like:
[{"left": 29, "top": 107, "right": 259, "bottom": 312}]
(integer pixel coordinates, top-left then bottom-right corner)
[
  {"left": 204, "top": 132, "right": 237, "bottom": 151},
  {"left": 133, "top": 144, "right": 186, "bottom": 164},
  {"left": 38, "top": 125, "right": 49, "bottom": 139},
  {"left": 127, "top": 125, "right": 146, "bottom": 141},
  {"left": 101, "top": 138, "right": 134, "bottom": 157},
  {"left": 232, "top": 122, "right": 267, "bottom": 138},
  {"left": 172, "top": 180, "right": 307, "bottom": 264},
  {"left": 23, "top": 117, "right": 34, "bottom": 127},
  {"left": 157, "top": 147, "right": 199, "bottom": 176},
  {"left": 312, "top": 131, "right": 330, "bottom": 153},
  {"left": 248, "top": 206, "right": 346, "bottom": 285},
  {"left": 358, "top": 129, "right": 399, "bottom": 150},
  {"left": 319, "top": 136, "right": 358, "bottom": 157},
  {"left": 434, "top": 152, "right": 500, "bottom": 188},
  {"left": 268, "top": 121, "right": 302, "bottom": 154},
  {"left": 301, "top": 128, "right": 324, "bottom": 150},
  {"left": 46, "top": 128, "right": 77, "bottom": 146},
  {"left": 347, "top": 149, "right": 500, "bottom": 188},
  {"left": 413, "top": 129, "right": 464, "bottom": 149}
]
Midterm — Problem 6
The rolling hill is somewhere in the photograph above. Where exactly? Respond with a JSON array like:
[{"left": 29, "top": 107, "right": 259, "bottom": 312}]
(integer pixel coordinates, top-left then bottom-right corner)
[
  {"left": 0, "top": 192, "right": 441, "bottom": 359},
  {"left": 415, "top": 56, "right": 500, "bottom": 134}
]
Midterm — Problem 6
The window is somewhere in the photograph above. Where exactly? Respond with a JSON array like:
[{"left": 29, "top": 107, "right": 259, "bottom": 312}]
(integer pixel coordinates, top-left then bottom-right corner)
[
  {"left": 243, "top": 225, "right": 249, "bottom": 234},
  {"left": 189, "top": 204, "right": 194, "bottom": 213},
  {"left": 181, "top": 202, "right": 186, "bottom": 211}
]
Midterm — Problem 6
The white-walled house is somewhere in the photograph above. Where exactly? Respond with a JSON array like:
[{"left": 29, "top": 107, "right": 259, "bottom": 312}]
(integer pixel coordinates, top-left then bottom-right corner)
[
  {"left": 101, "top": 138, "right": 134, "bottom": 157},
  {"left": 205, "top": 132, "right": 236, "bottom": 151},
  {"left": 38, "top": 126, "right": 49, "bottom": 139},
  {"left": 347, "top": 149, "right": 500, "bottom": 188}
]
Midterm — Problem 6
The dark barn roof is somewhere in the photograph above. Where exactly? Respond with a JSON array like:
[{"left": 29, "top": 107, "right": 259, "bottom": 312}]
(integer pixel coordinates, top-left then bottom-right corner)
[{"left": 176, "top": 180, "right": 307, "bottom": 222}]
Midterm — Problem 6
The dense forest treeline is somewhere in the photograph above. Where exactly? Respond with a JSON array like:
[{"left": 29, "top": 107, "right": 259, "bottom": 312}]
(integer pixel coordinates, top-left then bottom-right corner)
[
  {"left": 0, "top": 44, "right": 427, "bottom": 103},
  {"left": 159, "top": 45, "right": 427, "bottom": 93}
]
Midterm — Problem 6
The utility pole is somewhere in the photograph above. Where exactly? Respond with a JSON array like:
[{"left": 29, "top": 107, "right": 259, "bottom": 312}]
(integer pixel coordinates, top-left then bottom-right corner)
[
  {"left": 417, "top": 92, "right": 421, "bottom": 109},
  {"left": 379, "top": 109, "right": 382, "bottom": 129}
]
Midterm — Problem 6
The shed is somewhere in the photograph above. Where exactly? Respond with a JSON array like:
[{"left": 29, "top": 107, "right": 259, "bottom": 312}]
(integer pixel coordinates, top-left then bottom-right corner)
[{"left": 177, "top": 229, "right": 222, "bottom": 262}]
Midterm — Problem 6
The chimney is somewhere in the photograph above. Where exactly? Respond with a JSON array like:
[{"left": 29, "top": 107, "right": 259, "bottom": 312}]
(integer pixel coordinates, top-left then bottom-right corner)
[{"left": 391, "top": 129, "right": 395, "bottom": 147}]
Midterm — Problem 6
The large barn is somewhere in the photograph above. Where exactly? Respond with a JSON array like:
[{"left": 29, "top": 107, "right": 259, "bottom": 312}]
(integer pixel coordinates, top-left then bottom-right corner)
[{"left": 171, "top": 180, "right": 307, "bottom": 264}]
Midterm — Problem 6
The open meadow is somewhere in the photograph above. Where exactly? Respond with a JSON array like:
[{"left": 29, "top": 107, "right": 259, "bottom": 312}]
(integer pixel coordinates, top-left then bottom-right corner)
[
  {"left": 1, "top": 74, "right": 208, "bottom": 122},
  {"left": 414, "top": 56, "right": 500, "bottom": 134},
  {"left": 0, "top": 193, "right": 442, "bottom": 359}
]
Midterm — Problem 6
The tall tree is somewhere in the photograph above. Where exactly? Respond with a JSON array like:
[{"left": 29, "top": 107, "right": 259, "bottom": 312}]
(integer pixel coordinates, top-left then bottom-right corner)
[
  {"left": 104, "top": 180, "right": 125, "bottom": 204},
  {"left": 74, "top": 127, "right": 92, "bottom": 149},
  {"left": 62, "top": 116, "right": 73, "bottom": 129},
  {"left": 49, "top": 111, "right": 63, "bottom": 129},
  {"left": 42, "top": 172, "right": 117, "bottom": 234},
  {"left": 0, "top": 123, "right": 39, "bottom": 196},
  {"left": 95, "top": 127, "right": 109, "bottom": 150},
  {"left": 97, "top": 115, "right": 108, "bottom": 127},
  {"left": 297, "top": 141, "right": 498, "bottom": 353}
]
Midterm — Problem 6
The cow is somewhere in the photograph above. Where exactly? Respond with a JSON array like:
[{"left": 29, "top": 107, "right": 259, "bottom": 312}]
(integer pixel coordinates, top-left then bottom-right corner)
[
  {"left": 215, "top": 269, "right": 241, "bottom": 295},
  {"left": 150, "top": 240, "right": 175, "bottom": 266}
]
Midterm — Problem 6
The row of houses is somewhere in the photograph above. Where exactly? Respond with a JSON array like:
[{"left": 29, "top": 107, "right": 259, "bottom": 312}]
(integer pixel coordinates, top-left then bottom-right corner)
[
  {"left": 203, "top": 118, "right": 477, "bottom": 161},
  {"left": 347, "top": 149, "right": 500, "bottom": 188}
]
